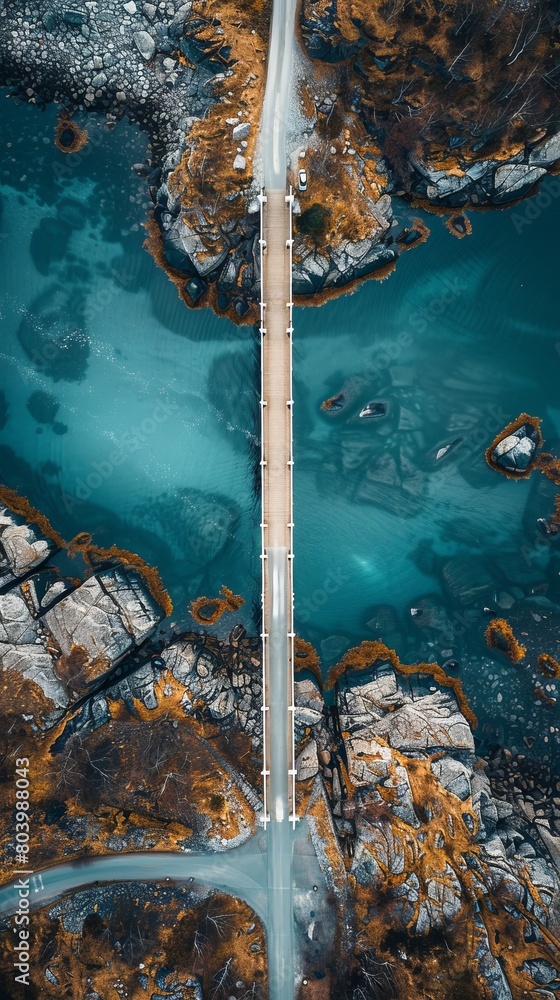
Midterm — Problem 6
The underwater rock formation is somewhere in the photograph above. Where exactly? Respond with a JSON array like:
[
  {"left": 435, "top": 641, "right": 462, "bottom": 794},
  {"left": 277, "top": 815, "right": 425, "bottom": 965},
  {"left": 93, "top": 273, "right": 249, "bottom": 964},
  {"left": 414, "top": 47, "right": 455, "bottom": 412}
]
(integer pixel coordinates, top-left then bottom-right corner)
[{"left": 17, "top": 284, "right": 90, "bottom": 381}]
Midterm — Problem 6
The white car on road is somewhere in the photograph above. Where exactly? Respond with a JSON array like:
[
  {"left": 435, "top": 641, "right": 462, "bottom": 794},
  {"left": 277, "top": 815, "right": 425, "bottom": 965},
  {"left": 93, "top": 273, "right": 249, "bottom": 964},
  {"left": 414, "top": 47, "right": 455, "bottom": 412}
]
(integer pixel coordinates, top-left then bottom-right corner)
[{"left": 298, "top": 168, "right": 308, "bottom": 192}]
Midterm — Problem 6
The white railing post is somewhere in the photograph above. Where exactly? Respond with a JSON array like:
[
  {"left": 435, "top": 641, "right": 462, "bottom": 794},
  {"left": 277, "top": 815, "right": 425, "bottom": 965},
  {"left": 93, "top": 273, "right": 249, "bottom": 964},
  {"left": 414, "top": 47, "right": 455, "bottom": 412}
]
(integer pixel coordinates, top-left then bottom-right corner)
[{"left": 259, "top": 188, "right": 270, "bottom": 828}]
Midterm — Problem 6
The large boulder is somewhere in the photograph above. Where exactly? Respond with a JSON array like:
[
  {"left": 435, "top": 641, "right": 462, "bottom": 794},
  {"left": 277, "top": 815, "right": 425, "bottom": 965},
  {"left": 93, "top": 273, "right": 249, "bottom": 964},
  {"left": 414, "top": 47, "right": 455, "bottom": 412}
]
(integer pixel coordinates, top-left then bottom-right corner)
[
  {"left": 491, "top": 422, "right": 539, "bottom": 473},
  {"left": 0, "top": 505, "right": 57, "bottom": 588}
]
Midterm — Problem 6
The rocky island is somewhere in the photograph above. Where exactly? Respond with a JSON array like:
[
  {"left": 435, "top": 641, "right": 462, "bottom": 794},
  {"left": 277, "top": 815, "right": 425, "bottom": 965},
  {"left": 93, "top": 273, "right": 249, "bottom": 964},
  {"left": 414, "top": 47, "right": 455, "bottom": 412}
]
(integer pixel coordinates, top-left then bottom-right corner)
[{"left": 1, "top": 0, "right": 559, "bottom": 316}]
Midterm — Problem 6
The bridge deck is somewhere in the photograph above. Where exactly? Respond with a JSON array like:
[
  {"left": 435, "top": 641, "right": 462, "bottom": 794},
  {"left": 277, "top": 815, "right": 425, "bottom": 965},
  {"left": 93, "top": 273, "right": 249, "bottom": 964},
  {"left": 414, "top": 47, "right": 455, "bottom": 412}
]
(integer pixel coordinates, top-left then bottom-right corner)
[{"left": 260, "top": 188, "right": 296, "bottom": 825}]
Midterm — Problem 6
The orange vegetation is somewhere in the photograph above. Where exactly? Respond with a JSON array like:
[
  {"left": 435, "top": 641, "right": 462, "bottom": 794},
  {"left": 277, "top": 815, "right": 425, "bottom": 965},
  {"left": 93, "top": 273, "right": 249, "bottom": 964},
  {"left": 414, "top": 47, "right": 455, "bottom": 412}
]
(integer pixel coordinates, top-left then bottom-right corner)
[
  {"left": 55, "top": 115, "right": 88, "bottom": 153},
  {"left": 345, "top": 738, "right": 560, "bottom": 999},
  {"left": 403, "top": 217, "right": 430, "bottom": 249},
  {"left": 0, "top": 489, "right": 171, "bottom": 615},
  {"left": 325, "top": 639, "right": 477, "bottom": 728},
  {"left": 485, "top": 413, "right": 543, "bottom": 479},
  {"left": 0, "top": 887, "right": 267, "bottom": 1000},
  {"left": 535, "top": 685, "right": 557, "bottom": 707},
  {"left": 321, "top": 393, "right": 344, "bottom": 411},
  {"left": 146, "top": 0, "right": 270, "bottom": 323},
  {"left": 68, "top": 532, "right": 173, "bottom": 617},
  {"left": 189, "top": 585, "right": 244, "bottom": 625},
  {"left": 538, "top": 653, "right": 560, "bottom": 678},
  {"left": 485, "top": 618, "right": 526, "bottom": 663},
  {"left": 294, "top": 636, "right": 322, "bottom": 688},
  {"left": 0, "top": 486, "right": 64, "bottom": 548},
  {"left": 445, "top": 212, "right": 473, "bottom": 239},
  {"left": 486, "top": 415, "right": 560, "bottom": 531},
  {"left": 0, "top": 654, "right": 259, "bottom": 883},
  {"left": 54, "top": 643, "right": 111, "bottom": 695}
]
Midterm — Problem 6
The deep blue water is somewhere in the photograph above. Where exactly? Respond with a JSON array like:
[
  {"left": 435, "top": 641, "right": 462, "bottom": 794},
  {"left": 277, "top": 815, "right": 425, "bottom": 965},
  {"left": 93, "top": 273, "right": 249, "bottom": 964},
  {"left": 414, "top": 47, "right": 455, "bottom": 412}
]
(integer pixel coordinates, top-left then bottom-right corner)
[{"left": 0, "top": 96, "right": 260, "bottom": 632}]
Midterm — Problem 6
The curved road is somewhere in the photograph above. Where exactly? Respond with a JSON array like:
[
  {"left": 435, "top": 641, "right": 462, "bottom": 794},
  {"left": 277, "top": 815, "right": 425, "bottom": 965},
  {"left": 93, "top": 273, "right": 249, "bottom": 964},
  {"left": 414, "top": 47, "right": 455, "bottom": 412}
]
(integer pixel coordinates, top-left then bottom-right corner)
[{"left": 0, "top": 840, "right": 268, "bottom": 923}]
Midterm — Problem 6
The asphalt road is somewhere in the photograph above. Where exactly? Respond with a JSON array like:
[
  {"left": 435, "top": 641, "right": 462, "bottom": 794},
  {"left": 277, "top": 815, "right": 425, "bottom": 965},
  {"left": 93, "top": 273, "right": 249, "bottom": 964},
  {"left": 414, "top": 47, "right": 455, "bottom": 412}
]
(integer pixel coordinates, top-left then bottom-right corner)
[
  {"left": 261, "top": 0, "right": 298, "bottom": 187},
  {"left": 267, "top": 548, "right": 296, "bottom": 997},
  {"left": 0, "top": 838, "right": 268, "bottom": 921}
]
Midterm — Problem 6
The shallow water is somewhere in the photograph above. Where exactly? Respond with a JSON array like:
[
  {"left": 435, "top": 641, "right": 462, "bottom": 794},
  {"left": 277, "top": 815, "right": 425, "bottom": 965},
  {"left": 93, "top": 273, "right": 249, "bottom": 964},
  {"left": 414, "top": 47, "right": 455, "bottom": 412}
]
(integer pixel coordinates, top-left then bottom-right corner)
[
  {"left": 294, "top": 193, "right": 560, "bottom": 769},
  {"left": 0, "top": 96, "right": 260, "bottom": 630}
]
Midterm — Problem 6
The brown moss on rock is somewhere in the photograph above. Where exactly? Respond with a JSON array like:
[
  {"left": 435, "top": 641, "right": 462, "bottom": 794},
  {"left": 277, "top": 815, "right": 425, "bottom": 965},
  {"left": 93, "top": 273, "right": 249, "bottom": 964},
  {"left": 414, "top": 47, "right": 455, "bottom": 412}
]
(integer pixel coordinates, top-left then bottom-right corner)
[
  {"left": 485, "top": 413, "right": 543, "bottom": 479},
  {"left": 189, "top": 585, "right": 244, "bottom": 625},
  {"left": 325, "top": 639, "right": 477, "bottom": 728},
  {"left": 0, "top": 486, "right": 64, "bottom": 548},
  {"left": 294, "top": 636, "right": 322, "bottom": 688},
  {"left": 55, "top": 115, "right": 88, "bottom": 153},
  {"left": 68, "top": 534, "right": 173, "bottom": 617},
  {"left": 485, "top": 618, "right": 526, "bottom": 663},
  {"left": 538, "top": 652, "right": 560, "bottom": 678},
  {"left": 445, "top": 212, "right": 472, "bottom": 239},
  {"left": 0, "top": 884, "right": 267, "bottom": 1000}
]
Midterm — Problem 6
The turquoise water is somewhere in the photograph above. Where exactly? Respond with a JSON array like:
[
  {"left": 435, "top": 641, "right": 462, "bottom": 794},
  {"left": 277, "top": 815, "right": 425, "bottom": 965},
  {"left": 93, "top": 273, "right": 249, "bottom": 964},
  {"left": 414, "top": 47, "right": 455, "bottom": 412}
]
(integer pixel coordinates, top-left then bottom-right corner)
[
  {"left": 1, "top": 92, "right": 559, "bottom": 768},
  {"left": 0, "top": 97, "right": 260, "bottom": 630},
  {"left": 294, "top": 195, "right": 560, "bottom": 768}
]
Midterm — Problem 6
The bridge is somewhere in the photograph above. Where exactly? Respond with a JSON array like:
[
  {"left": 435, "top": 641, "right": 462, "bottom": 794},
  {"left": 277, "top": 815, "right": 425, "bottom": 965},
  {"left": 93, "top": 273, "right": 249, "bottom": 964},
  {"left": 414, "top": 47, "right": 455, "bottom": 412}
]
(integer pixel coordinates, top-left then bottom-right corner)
[
  {"left": 258, "top": 185, "right": 296, "bottom": 831},
  {"left": 0, "top": 0, "right": 303, "bottom": 996}
]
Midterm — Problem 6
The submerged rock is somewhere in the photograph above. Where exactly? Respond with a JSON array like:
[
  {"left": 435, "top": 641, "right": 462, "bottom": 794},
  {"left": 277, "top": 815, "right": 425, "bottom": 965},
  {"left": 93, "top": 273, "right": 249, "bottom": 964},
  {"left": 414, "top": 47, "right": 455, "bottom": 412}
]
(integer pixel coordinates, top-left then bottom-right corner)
[
  {"left": 17, "top": 285, "right": 90, "bottom": 382},
  {"left": 359, "top": 400, "right": 388, "bottom": 419},
  {"left": 26, "top": 389, "right": 60, "bottom": 425}
]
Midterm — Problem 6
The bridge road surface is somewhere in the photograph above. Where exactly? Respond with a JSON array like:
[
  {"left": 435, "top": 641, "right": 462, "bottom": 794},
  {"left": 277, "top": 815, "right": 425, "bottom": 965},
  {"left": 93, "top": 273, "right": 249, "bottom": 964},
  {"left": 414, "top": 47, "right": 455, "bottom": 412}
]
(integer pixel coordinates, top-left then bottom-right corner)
[
  {"left": 253, "top": 0, "right": 299, "bottom": 976},
  {"left": 261, "top": 186, "right": 297, "bottom": 999}
]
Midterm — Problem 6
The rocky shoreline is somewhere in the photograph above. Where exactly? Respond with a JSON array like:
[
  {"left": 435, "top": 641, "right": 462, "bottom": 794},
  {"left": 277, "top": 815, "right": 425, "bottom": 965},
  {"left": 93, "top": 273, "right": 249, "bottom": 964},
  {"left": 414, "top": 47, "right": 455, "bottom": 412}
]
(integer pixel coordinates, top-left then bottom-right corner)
[
  {"left": 1, "top": 0, "right": 560, "bottom": 318},
  {"left": 1, "top": 501, "right": 559, "bottom": 996}
]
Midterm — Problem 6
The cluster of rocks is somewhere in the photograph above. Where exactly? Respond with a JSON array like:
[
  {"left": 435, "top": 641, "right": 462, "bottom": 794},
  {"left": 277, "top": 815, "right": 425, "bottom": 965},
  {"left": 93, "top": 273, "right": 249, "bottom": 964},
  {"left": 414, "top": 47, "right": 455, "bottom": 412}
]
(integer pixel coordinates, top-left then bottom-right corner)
[
  {"left": 61, "top": 623, "right": 264, "bottom": 750},
  {"left": 0, "top": 0, "right": 210, "bottom": 146},
  {"left": 2, "top": 0, "right": 560, "bottom": 315},
  {"left": 293, "top": 659, "right": 560, "bottom": 994},
  {"left": 156, "top": 157, "right": 262, "bottom": 316},
  {"left": 0, "top": 0, "right": 265, "bottom": 315},
  {"left": 409, "top": 145, "right": 559, "bottom": 209},
  {"left": 292, "top": 195, "right": 398, "bottom": 297},
  {"left": 486, "top": 746, "right": 560, "bottom": 868},
  {"left": 0, "top": 504, "right": 164, "bottom": 719},
  {"left": 489, "top": 421, "right": 541, "bottom": 474}
]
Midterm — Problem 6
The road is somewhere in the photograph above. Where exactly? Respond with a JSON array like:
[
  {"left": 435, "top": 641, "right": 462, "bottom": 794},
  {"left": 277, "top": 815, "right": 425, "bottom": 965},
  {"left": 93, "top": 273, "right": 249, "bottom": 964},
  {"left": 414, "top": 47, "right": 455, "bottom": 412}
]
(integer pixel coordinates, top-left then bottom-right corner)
[
  {"left": 260, "top": 0, "right": 298, "bottom": 187},
  {"left": 0, "top": 0, "right": 301, "bottom": 997},
  {"left": 0, "top": 839, "right": 268, "bottom": 922}
]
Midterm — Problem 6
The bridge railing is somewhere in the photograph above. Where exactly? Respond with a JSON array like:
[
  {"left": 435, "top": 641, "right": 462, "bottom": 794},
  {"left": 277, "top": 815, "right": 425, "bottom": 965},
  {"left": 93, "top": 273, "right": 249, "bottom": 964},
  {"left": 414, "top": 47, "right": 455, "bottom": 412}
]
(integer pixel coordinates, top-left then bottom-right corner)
[
  {"left": 258, "top": 188, "right": 270, "bottom": 829},
  {"left": 285, "top": 187, "right": 298, "bottom": 827}
]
